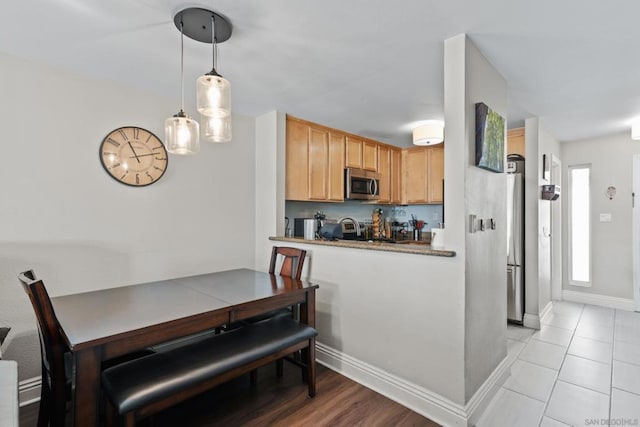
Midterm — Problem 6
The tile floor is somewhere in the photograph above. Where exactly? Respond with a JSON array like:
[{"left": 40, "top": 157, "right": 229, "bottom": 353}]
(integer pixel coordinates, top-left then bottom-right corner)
[{"left": 477, "top": 301, "right": 640, "bottom": 427}]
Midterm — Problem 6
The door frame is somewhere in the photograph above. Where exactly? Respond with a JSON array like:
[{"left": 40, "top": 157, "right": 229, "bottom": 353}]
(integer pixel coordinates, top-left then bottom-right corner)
[
  {"left": 551, "top": 154, "right": 562, "bottom": 301},
  {"left": 633, "top": 155, "right": 640, "bottom": 311}
]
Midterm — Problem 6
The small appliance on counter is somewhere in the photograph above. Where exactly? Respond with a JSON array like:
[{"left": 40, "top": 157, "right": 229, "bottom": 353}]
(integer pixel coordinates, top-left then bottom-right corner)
[
  {"left": 337, "top": 217, "right": 363, "bottom": 240},
  {"left": 294, "top": 218, "right": 317, "bottom": 239}
]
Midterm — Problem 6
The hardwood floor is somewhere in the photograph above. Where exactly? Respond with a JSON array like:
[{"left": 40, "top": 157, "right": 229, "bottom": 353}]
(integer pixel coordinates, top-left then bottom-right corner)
[{"left": 20, "top": 363, "right": 438, "bottom": 426}]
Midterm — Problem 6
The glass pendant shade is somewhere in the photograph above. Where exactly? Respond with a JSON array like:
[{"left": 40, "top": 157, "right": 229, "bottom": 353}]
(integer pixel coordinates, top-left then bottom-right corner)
[
  {"left": 165, "top": 113, "right": 200, "bottom": 155},
  {"left": 196, "top": 74, "right": 231, "bottom": 117},
  {"left": 201, "top": 113, "right": 232, "bottom": 143}
]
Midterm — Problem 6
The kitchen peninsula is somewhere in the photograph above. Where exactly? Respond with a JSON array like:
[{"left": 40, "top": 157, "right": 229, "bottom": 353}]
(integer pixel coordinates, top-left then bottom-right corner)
[{"left": 270, "top": 236, "right": 456, "bottom": 257}]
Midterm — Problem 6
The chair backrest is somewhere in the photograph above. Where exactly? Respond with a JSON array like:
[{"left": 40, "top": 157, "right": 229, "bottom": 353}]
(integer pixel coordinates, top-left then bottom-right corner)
[
  {"left": 17, "top": 270, "right": 68, "bottom": 391},
  {"left": 269, "top": 246, "right": 307, "bottom": 279}
]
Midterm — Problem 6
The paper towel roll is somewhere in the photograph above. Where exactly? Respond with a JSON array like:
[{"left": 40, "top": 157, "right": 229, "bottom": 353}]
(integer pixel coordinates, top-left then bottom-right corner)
[
  {"left": 430, "top": 228, "right": 445, "bottom": 248},
  {"left": 304, "top": 219, "right": 317, "bottom": 240}
]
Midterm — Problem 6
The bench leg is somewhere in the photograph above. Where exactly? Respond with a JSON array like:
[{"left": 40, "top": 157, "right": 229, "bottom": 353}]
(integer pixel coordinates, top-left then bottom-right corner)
[{"left": 306, "top": 338, "right": 316, "bottom": 397}]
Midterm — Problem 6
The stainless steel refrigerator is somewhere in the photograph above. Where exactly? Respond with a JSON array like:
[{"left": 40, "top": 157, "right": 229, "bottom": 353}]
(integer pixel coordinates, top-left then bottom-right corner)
[{"left": 506, "top": 154, "right": 525, "bottom": 323}]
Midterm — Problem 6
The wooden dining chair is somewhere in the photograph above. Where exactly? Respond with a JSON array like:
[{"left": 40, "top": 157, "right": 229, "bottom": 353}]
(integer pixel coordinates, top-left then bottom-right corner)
[
  {"left": 18, "top": 270, "right": 70, "bottom": 427},
  {"left": 245, "top": 246, "right": 308, "bottom": 383},
  {"left": 18, "top": 270, "right": 155, "bottom": 427},
  {"left": 269, "top": 246, "right": 307, "bottom": 279}
]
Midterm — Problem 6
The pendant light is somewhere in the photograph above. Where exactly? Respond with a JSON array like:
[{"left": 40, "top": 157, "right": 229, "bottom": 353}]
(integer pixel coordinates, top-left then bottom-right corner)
[
  {"left": 165, "top": 19, "right": 200, "bottom": 155},
  {"left": 198, "top": 14, "right": 232, "bottom": 143}
]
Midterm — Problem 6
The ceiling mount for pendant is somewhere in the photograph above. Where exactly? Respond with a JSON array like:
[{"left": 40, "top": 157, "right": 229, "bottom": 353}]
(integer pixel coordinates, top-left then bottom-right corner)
[{"left": 173, "top": 8, "right": 232, "bottom": 44}]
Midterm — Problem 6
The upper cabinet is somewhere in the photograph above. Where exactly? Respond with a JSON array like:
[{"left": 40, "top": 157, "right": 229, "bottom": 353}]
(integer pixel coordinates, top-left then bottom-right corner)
[
  {"left": 345, "top": 137, "right": 378, "bottom": 172},
  {"left": 507, "top": 128, "right": 525, "bottom": 157},
  {"left": 286, "top": 116, "right": 344, "bottom": 202},
  {"left": 402, "top": 146, "right": 444, "bottom": 205},
  {"left": 286, "top": 115, "right": 443, "bottom": 205}
]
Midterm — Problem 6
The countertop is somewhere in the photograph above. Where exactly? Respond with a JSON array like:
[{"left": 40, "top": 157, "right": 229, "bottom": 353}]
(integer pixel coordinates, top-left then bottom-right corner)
[{"left": 269, "top": 236, "right": 456, "bottom": 257}]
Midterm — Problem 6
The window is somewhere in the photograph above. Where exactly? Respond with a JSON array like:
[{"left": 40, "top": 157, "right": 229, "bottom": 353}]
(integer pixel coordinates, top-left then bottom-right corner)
[{"left": 568, "top": 165, "right": 591, "bottom": 286}]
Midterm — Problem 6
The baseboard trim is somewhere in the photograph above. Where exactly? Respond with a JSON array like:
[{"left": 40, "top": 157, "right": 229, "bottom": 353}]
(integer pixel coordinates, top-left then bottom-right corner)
[
  {"left": 19, "top": 376, "right": 40, "bottom": 407},
  {"left": 316, "top": 341, "right": 507, "bottom": 427},
  {"left": 523, "top": 313, "right": 540, "bottom": 329},
  {"left": 540, "top": 301, "right": 553, "bottom": 324},
  {"left": 464, "top": 353, "right": 511, "bottom": 426},
  {"left": 562, "top": 290, "right": 635, "bottom": 311}
]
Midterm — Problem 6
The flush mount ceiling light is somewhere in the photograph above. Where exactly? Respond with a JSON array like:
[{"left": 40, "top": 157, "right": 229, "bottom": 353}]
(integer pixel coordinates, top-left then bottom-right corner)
[
  {"left": 632, "top": 122, "right": 640, "bottom": 140},
  {"left": 165, "top": 18, "right": 200, "bottom": 155},
  {"left": 174, "top": 7, "right": 233, "bottom": 143},
  {"left": 413, "top": 121, "right": 445, "bottom": 146}
]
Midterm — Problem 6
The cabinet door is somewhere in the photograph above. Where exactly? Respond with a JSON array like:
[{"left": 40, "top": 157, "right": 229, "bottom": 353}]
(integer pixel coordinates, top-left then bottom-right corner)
[
  {"left": 363, "top": 140, "right": 378, "bottom": 172},
  {"left": 345, "top": 136, "right": 363, "bottom": 169},
  {"left": 377, "top": 145, "right": 391, "bottom": 204},
  {"left": 427, "top": 145, "right": 444, "bottom": 204},
  {"left": 328, "top": 133, "right": 345, "bottom": 201},
  {"left": 285, "top": 120, "right": 309, "bottom": 201},
  {"left": 404, "top": 147, "right": 428, "bottom": 204},
  {"left": 308, "top": 127, "right": 329, "bottom": 200},
  {"left": 507, "top": 128, "right": 525, "bottom": 157},
  {"left": 390, "top": 148, "right": 402, "bottom": 204}
]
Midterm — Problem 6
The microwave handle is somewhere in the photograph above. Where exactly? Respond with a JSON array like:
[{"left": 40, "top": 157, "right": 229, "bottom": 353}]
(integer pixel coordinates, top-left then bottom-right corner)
[{"left": 370, "top": 178, "right": 377, "bottom": 196}]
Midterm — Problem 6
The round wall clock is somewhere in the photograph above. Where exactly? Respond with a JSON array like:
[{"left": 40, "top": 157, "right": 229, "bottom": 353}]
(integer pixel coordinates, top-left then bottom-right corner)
[{"left": 99, "top": 126, "right": 168, "bottom": 187}]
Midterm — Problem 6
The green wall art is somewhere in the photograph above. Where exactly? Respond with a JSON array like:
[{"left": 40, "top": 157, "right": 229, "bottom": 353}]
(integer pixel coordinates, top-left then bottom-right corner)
[{"left": 475, "top": 102, "right": 505, "bottom": 173}]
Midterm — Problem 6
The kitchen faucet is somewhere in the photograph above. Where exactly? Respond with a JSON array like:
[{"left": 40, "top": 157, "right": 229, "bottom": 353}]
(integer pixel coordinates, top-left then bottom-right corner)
[{"left": 337, "top": 216, "right": 362, "bottom": 237}]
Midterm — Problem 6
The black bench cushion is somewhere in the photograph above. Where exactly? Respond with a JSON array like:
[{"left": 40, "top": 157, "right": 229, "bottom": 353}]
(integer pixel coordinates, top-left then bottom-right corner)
[{"left": 102, "top": 317, "right": 317, "bottom": 414}]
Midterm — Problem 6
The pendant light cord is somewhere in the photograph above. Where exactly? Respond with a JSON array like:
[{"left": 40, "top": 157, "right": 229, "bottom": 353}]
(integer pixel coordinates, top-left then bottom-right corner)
[
  {"left": 180, "top": 20, "right": 185, "bottom": 113},
  {"left": 211, "top": 15, "right": 217, "bottom": 71}
]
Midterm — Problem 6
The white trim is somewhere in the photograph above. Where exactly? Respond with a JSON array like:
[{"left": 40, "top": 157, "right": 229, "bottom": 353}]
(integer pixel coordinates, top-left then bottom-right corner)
[
  {"left": 523, "top": 313, "right": 540, "bottom": 329},
  {"left": 315, "top": 341, "right": 509, "bottom": 427},
  {"left": 562, "top": 290, "right": 635, "bottom": 311},
  {"left": 633, "top": 155, "right": 640, "bottom": 311},
  {"left": 464, "top": 354, "right": 511, "bottom": 426},
  {"left": 19, "top": 376, "right": 40, "bottom": 407},
  {"left": 539, "top": 301, "right": 553, "bottom": 324}
]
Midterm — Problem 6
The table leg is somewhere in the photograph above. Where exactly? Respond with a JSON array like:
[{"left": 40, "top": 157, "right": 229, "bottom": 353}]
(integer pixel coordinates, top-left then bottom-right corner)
[
  {"left": 73, "top": 347, "right": 102, "bottom": 427},
  {"left": 300, "top": 290, "right": 316, "bottom": 393}
]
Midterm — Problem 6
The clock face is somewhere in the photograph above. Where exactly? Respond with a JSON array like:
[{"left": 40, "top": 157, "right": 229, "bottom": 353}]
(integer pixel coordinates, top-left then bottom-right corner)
[{"left": 99, "top": 126, "right": 168, "bottom": 187}]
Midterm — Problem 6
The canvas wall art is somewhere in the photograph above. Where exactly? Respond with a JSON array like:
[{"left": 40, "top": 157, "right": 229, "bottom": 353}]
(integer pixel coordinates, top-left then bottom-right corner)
[{"left": 475, "top": 102, "right": 505, "bottom": 173}]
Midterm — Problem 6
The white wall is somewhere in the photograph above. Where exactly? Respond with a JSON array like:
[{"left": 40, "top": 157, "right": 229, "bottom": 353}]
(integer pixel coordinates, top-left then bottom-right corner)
[
  {"left": 524, "top": 119, "right": 561, "bottom": 323},
  {"left": 445, "top": 34, "right": 508, "bottom": 402},
  {"left": 0, "top": 53, "right": 256, "bottom": 380},
  {"left": 562, "top": 132, "right": 637, "bottom": 300}
]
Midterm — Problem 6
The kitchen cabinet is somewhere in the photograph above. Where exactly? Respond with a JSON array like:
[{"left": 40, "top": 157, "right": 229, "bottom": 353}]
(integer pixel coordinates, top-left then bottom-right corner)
[
  {"left": 286, "top": 116, "right": 344, "bottom": 202},
  {"left": 403, "top": 145, "right": 443, "bottom": 204},
  {"left": 345, "top": 136, "right": 363, "bottom": 169},
  {"left": 378, "top": 145, "right": 402, "bottom": 205},
  {"left": 377, "top": 145, "right": 391, "bottom": 203},
  {"left": 390, "top": 147, "right": 402, "bottom": 204},
  {"left": 345, "top": 137, "right": 378, "bottom": 172},
  {"left": 427, "top": 145, "right": 444, "bottom": 204},
  {"left": 363, "top": 140, "right": 378, "bottom": 172},
  {"left": 507, "top": 127, "right": 525, "bottom": 157}
]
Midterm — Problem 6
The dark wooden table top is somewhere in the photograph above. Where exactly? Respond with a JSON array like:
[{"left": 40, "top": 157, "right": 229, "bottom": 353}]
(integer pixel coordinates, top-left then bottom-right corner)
[{"left": 51, "top": 268, "right": 318, "bottom": 350}]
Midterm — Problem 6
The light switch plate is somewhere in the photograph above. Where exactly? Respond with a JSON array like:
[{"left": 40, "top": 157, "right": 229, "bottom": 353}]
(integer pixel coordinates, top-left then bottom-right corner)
[{"left": 599, "top": 213, "right": 612, "bottom": 222}]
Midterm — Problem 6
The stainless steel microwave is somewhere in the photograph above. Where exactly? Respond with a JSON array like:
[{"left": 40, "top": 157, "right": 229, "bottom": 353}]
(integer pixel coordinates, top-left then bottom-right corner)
[{"left": 345, "top": 168, "right": 380, "bottom": 200}]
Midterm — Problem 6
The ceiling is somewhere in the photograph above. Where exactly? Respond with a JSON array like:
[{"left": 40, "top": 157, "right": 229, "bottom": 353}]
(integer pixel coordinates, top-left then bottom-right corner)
[{"left": 3, "top": 0, "right": 640, "bottom": 146}]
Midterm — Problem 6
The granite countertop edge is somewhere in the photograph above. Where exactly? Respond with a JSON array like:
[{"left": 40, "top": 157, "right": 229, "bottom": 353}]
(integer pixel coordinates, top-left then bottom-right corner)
[{"left": 269, "top": 236, "right": 456, "bottom": 257}]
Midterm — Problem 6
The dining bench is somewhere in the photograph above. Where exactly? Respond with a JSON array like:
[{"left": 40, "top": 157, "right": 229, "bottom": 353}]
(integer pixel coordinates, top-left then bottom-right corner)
[{"left": 101, "top": 316, "right": 317, "bottom": 426}]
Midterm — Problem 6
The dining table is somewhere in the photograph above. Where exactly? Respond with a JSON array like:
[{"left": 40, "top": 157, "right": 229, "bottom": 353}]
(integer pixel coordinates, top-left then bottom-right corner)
[{"left": 50, "top": 268, "right": 319, "bottom": 427}]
